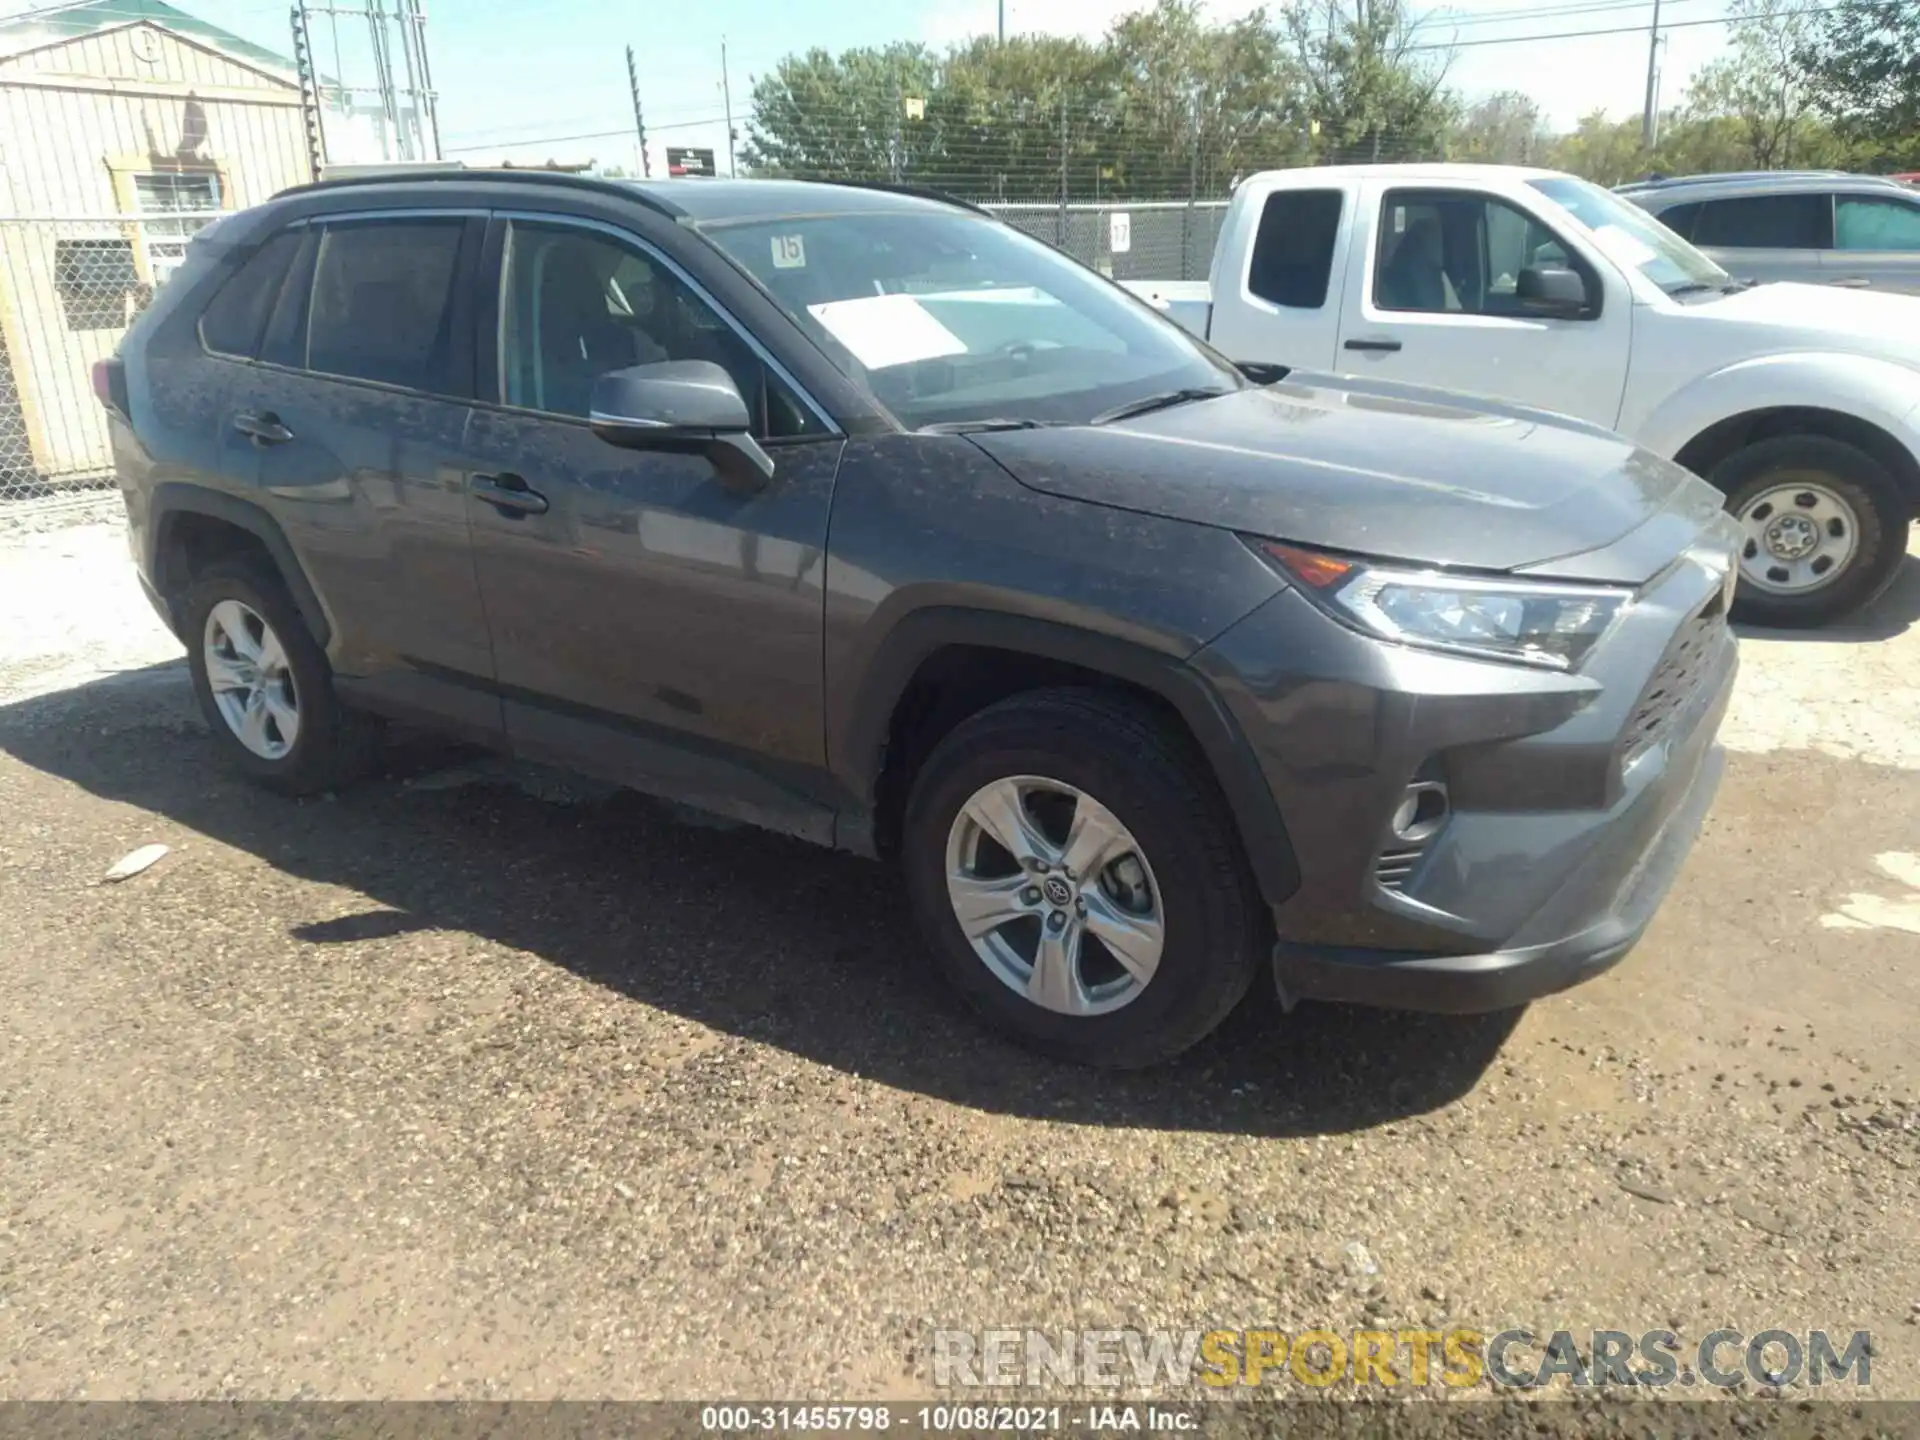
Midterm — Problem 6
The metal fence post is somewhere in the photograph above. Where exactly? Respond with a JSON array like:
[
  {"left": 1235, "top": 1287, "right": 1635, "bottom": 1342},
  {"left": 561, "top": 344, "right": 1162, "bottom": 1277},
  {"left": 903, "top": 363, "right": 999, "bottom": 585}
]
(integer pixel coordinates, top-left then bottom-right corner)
[{"left": 1057, "top": 98, "right": 1069, "bottom": 246}]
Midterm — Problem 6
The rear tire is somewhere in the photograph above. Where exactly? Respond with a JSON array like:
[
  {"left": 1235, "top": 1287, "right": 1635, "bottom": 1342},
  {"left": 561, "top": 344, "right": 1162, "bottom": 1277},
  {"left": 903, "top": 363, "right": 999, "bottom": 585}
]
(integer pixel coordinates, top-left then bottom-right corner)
[
  {"left": 183, "top": 558, "right": 380, "bottom": 796},
  {"left": 900, "top": 687, "right": 1267, "bottom": 1068},
  {"left": 1713, "top": 435, "right": 1910, "bottom": 628}
]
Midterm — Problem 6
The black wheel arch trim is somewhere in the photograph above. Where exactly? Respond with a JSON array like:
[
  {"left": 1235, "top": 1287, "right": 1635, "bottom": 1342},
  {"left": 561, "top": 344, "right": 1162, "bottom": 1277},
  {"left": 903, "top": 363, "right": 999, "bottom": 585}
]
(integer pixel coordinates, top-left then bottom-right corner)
[
  {"left": 148, "top": 483, "right": 333, "bottom": 649},
  {"left": 835, "top": 606, "right": 1302, "bottom": 908}
]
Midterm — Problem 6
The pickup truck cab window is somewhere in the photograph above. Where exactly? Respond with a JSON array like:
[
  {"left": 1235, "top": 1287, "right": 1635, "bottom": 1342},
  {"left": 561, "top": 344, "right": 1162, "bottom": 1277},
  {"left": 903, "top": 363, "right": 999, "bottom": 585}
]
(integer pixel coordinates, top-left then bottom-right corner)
[
  {"left": 1247, "top": 189, "right": 1342, "bottom": 309},
  {"left": 495, "top": 217, "right": 822, "bottom": 438},
  {"left": 703, "top": 208, "right": 1240, "bottom": 431},
  {"left": 1373, "top": 189, "right": 1583, "bottom": 317}
]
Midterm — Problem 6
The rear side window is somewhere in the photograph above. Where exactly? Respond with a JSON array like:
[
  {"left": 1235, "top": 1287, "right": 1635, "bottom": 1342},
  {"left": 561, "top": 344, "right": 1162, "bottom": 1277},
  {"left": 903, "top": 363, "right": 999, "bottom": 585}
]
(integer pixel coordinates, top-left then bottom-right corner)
[
  {"left": 1834, "top": 195, "right": 1920, "bottom": 250},
  {"left": 1689, "top": 194, "right": 1831, "bottom": 249},
  {"left": 198, "top": 229, "right": 301, "bottom": 358},
  {"left": 1651, "top": 201, "right": 1700, "bottom": 240},
  {"left": 305, "top": 218, "right": 465, "bottom": 391},
  {"left": 1247, "top": 190, "right": 1342, "bottom": 309}
]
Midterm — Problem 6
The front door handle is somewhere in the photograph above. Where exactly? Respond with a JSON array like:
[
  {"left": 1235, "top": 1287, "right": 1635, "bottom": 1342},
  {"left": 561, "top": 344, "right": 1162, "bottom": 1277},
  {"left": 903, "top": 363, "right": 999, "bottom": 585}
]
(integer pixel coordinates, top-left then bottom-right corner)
[
  {"left": 1829, "top": 276, "right": 1871, "bottom": 288},
  {"left": 470, "top": 472, "right": 549, "bottom": 516},
  {"left": 1344, "top": 337, "right": 1403, "bottom": 353},
  {"left": 232, "top": 411, "right": 294, "bottom": 445}
]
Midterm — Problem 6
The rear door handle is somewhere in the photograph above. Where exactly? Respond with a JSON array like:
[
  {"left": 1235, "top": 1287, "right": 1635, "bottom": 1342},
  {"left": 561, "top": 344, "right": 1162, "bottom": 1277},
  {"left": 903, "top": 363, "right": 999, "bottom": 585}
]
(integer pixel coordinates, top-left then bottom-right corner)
[
  {"left": 470, "top": 472, "right": 549, "bottom": 516},
  {"left": 1343, "top": 337, "right": 1403, "bottom": 353},
  {"left": 232, "top": 411, "right": 293, "bottom": 445}
]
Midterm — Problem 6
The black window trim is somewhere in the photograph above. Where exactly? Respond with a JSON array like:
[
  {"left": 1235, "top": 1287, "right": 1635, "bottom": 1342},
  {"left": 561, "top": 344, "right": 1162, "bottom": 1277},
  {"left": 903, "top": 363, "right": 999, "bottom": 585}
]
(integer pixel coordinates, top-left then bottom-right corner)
[
  {"left": 475, "top": 208, "right": 842, "bottom": 441},
  {"left": 1369, "top": 186, "right": 1602, "bottom": 321}
]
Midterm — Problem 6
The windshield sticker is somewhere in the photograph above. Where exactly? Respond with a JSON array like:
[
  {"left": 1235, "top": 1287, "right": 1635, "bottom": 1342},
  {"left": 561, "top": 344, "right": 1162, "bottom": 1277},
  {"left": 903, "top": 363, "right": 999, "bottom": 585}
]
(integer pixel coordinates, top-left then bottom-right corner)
[
  {"left": 806, "top": 294, "right": 967, "bottom": 370},
  {"left": 1590, "top": 224, "right": 1658, "bottom": 269},
  {"left": 771, "top": 234, "right": 806, "bottom": 269}
]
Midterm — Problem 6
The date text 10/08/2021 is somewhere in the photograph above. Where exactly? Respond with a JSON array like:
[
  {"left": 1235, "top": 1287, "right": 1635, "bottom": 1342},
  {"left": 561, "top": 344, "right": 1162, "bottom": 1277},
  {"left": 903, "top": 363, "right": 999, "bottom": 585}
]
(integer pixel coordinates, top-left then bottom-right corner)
[{"left": 700, "top": 1406, "right": 1193, "bottom": 1432}]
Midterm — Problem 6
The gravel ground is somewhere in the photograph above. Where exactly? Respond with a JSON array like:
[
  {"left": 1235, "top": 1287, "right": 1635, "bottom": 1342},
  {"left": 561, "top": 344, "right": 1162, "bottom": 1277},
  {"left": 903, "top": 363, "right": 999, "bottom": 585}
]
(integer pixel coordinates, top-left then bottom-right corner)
[{"left": 2, "top": 520, "right": 1918, "bottom": 1404}]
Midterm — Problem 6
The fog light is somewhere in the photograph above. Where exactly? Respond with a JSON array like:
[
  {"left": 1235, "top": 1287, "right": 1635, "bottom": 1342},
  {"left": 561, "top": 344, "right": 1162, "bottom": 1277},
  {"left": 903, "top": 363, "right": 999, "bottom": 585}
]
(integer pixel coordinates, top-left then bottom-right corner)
[{"left": 1391, "top": 781, "right": 1449, "bottom": 842}]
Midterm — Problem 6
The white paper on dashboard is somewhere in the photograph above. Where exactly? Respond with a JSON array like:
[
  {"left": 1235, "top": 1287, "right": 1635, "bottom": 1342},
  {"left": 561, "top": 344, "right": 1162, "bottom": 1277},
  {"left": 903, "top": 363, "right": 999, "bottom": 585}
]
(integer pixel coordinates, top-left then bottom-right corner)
[
  {"left": 805, "top": 293, "right": 968, "bottom": 370},
  {"left": 1589, "top": 224, "right": 1658, "bottom": 269}
]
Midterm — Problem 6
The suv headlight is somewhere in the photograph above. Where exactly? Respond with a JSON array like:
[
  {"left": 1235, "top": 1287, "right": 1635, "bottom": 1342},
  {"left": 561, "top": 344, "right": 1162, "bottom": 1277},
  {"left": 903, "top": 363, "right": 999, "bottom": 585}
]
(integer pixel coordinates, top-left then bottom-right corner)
[{"left": 1257, "top": 541, "right": 1631, "bottom": 671}]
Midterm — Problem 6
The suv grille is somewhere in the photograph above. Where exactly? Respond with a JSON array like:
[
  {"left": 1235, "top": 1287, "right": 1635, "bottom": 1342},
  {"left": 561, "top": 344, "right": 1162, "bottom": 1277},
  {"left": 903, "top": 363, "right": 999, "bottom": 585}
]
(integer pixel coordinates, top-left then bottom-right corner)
[{"left": 1623, "top": 594, "right": 1727, "bottom": 763}]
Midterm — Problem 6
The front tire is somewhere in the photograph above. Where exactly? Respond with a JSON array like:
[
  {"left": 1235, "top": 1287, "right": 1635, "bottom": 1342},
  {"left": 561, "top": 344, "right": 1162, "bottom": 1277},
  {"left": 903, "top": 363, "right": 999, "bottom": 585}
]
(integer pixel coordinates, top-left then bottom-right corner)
[
  {"left": 901, "top": 688, "right": 1266, "bottom": 1068},
  {"left": 1714, "top": 436, "right": 1910, "bottom": 628},
  {"left": 183, "top": 558, "right": 380, "bottom": 796}
]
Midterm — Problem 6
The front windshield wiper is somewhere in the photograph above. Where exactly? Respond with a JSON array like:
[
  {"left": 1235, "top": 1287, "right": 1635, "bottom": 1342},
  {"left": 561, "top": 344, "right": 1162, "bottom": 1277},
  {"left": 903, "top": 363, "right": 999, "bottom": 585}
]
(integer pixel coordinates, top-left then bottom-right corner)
[
  {"left": 1089, "top": 386, "right": 1235, "bottom": 426},
  {"left": 1665, "top": 281, "right": 1719, "bottom": 297},
  {"left": 916, "top": 418, "right": 1066, "bottom": 434}
]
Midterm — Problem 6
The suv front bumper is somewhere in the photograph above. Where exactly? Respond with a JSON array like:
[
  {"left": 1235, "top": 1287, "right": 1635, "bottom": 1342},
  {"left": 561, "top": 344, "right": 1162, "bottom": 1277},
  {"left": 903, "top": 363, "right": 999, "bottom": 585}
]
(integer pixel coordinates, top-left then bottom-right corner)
[{"left": 1195, "top": 542, "right": 1738, "bottom": 1013}]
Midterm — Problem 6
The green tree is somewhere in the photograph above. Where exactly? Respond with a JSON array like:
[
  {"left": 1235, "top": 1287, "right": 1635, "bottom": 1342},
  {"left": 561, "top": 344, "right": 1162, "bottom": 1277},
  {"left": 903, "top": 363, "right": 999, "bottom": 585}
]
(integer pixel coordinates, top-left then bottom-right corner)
[
  {"left": 1101, "top": 1, "right": 1311, "bottom": 197},
  {"left": 1682, "top": 0, "right": 1827, "bottom": 168},
  {"left": 1287, "top": 0, "right": 1456, "bottom": 163},
  {"left": 740, "top": 43, "right": 941, "bottom": 181},
  {"left": 1799, "top": 0, "right": 1920, "bottom": 167},
  {"left": 1544, "top": 110, "right": 1650, "bottom": 185},
  {"left": 1449, "top": 90, "right": 1550, "bottom": 164},
  {"left": 931, "top": 34, "right": 1114, "bottom": 199}
]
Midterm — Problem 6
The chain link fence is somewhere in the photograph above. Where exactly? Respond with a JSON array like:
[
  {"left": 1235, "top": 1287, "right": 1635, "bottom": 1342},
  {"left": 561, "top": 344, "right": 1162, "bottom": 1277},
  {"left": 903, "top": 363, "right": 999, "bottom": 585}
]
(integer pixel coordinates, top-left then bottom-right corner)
[
  {"left": 977, "top": 199, "right": 1229, "bottom": 282},
  {"left": 0, "top": 214, "right": 224, "bottom": 523}
]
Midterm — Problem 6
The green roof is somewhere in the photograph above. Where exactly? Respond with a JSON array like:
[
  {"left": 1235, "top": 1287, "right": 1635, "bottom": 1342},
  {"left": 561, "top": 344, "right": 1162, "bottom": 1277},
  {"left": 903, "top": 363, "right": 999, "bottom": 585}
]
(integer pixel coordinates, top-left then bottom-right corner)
[{"left": 0, "top": 0, "right": 295, "bottom": 75}]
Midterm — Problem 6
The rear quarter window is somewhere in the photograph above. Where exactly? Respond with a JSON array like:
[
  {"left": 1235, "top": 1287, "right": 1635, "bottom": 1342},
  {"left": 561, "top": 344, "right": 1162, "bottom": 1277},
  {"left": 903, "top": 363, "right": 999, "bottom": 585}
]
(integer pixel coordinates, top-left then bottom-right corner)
[{"left": 198, "top": 229, "right": 302, "bottom": 358}]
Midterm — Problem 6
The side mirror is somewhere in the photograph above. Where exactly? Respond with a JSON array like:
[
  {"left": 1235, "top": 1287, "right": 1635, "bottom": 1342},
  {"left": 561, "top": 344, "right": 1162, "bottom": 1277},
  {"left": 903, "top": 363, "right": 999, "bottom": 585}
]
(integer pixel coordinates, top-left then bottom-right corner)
[
  {"left": 1516, "top": 265, "right": 1593, "bottom": 319},
  {"left": 588, "top": 360, "right": 774, "bottom": 489}
]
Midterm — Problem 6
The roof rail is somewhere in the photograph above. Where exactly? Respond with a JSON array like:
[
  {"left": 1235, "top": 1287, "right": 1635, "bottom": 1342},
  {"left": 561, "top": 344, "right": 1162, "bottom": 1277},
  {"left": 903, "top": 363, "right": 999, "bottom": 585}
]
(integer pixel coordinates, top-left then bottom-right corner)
[
  {"left": 805, "top": 178, "right": 992, "bottom": 215},
  {"left": 1620, "top": 169, "right": 1853, "bottom": 191},
  {"left": 271, "top": 167, "right": 689, "bottom": 219}
]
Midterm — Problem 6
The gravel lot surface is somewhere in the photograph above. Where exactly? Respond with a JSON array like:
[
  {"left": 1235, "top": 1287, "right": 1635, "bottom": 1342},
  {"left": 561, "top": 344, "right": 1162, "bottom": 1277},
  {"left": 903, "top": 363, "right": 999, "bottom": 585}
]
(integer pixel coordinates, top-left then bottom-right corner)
[{"left": 2, "top": 520, "right": 1918, "bottom": 1404}]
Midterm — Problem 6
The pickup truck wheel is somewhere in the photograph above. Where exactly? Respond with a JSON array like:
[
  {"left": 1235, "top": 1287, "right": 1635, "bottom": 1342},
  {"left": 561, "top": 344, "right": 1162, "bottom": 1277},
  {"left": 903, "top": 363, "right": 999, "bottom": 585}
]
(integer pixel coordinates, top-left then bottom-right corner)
[
  {"left": 1713, "top": 436, "right": 1909, "bottom": 628},
  {"left": 183, "top": 558, "right": 380, "bottom": 796},
  {"left": 901, "top": 688, "right": 1265, "bottom": 1068}
]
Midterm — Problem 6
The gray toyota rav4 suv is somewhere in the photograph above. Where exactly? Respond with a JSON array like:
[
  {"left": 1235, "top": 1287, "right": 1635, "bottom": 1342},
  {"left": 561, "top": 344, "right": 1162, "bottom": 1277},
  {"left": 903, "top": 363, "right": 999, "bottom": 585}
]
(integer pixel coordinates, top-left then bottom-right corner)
[{"left": 102, "top": 171, "right": 1741, "bottom": 1067}]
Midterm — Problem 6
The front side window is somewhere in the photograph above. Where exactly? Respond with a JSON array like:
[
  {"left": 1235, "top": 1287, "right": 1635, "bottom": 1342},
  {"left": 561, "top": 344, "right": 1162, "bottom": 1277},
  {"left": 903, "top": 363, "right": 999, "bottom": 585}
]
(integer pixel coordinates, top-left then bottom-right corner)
[
  {"left": 1688, "top": 194, "right": 1830, "bottom": 249},
  {"left": 497, "top": 221, "right": 821, "bottom": 438},
  {"left": 702, "top": 209, "right": 1240, "bottom": 430},
  {"left": 306, "top": 218, "right": 464, "bottom": 392},
  {"left": 1248, "top": 189, "right": 1343, "bottom": 309},
  {"left": 1372, "top": 190, "right": 1580, "bottom": 316},
  {"left": 1835, "top": 196, "right": 1920, "bottom": 250}
]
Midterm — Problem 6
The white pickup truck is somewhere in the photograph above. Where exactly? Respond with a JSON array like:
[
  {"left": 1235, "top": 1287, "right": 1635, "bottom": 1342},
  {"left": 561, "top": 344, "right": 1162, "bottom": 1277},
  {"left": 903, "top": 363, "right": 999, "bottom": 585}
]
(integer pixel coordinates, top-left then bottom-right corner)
[{"left": 1123, "top": 163, "right": 1920, "bottom": 627}]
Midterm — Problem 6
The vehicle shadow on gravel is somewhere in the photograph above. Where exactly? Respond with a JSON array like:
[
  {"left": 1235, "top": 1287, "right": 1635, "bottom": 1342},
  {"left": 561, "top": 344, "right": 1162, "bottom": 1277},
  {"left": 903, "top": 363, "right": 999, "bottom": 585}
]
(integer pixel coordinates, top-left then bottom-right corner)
[{"left": 0, "top": 666, "right": 1518, "bottom": 1138}]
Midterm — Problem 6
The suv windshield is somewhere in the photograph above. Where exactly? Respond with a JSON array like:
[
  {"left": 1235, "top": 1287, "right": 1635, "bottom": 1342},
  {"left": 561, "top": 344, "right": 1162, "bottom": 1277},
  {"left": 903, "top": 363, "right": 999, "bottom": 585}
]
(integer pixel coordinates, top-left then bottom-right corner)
[
  {"left": 1529, "top": 176, "right": 1729, "bottom": 294},
  {"left": 702, "top": 209, "right": 1241, "bottom": 430}
]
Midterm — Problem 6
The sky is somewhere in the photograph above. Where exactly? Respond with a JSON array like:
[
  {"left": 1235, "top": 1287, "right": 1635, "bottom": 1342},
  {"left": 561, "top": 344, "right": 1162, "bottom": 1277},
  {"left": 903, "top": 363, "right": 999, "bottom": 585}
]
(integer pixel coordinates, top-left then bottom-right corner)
[{"left": 4, "top": 0, "right": 1738, "bottom": 176}]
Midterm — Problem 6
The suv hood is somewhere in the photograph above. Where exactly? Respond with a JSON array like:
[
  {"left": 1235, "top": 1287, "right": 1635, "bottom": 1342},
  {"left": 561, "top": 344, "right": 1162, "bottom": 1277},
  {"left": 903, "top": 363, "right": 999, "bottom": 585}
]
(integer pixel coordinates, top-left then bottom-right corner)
[
  {"left": 1676, "top": 281, "right": 1920, "bottom": 368},
  {"left": 970, "top": 375, "right": 1725, "bottom": 579}
]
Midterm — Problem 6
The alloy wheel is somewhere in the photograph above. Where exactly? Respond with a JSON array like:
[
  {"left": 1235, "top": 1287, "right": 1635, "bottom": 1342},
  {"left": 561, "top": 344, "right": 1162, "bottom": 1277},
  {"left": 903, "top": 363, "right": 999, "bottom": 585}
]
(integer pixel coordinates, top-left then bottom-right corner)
[
  {"left": 943, "top": 774, "right": 1165, "bottom": 1017},
  {"left": 203, "top": 599, "right": 301, "bottom": 760}
]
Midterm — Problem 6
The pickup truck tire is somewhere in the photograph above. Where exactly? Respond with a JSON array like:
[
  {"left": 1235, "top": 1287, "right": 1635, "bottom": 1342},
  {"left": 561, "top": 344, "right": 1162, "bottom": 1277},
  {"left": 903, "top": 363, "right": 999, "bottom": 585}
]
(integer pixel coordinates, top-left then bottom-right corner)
[
  {"left": 183, "top": 558, "right": 381, "bottom": 796},
  {"left": 901, "top": 687, "right": 1265, "bottom": 1068},
  {"left": 1713, "top": 436, "right": 1908, "bottom": 628}
]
